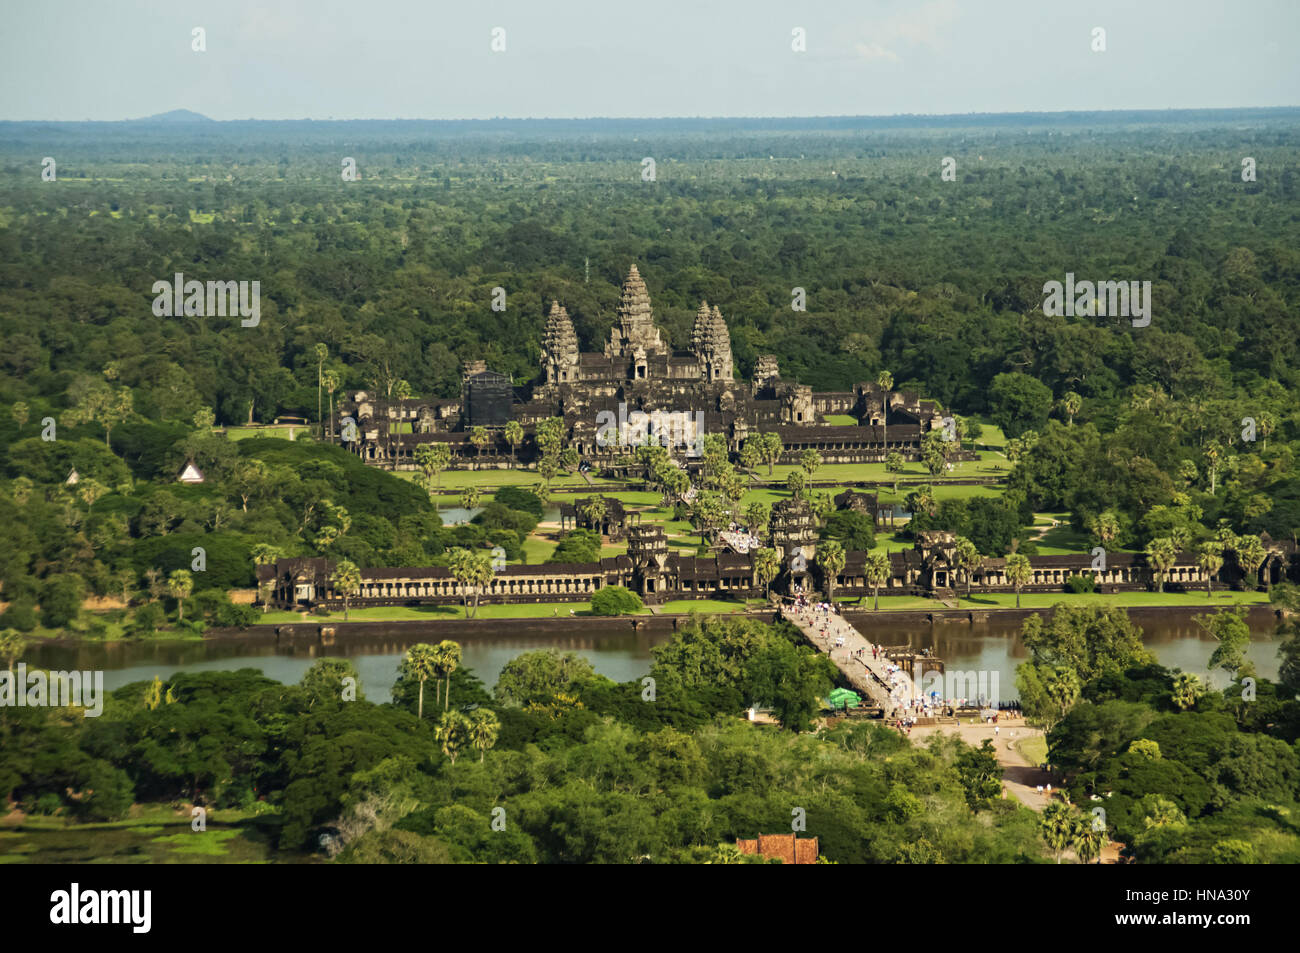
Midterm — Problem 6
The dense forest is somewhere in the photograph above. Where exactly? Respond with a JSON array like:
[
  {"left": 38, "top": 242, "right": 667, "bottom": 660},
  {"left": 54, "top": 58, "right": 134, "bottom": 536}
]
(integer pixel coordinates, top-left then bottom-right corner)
[
  {"left": 2, "top": 111, "right": 1300, "bottom": 864},
  {"left": 2, "top": 112, "right": 1299, "bottom": 631},
  {"left": 4, "top": 608, "right": 1297, "bottom": 863}
]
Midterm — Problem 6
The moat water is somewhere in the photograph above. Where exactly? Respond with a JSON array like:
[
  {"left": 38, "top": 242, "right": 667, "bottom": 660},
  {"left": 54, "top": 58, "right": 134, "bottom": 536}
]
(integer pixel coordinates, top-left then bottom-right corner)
[{"left": 25, "top": 612, "right": 1288, "bottom": 704}]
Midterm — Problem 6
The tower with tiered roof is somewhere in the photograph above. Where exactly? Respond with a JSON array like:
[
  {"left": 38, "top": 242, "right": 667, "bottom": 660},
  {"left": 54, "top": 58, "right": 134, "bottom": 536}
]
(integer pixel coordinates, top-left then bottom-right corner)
[
  {"left": 541, "top": 301, "right": 579, "bottom": 385},
  {"left": 690, "top": 301, "right": 734, "bottom": 382},
  {"left": 605, "top": 264, "right": 666, "bottom": 363}
]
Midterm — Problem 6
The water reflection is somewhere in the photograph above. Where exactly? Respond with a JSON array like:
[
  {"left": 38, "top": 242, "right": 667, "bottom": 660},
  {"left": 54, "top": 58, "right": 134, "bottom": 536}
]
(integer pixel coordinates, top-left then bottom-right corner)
[{"left": 25, "top": 612, "right": 1287, "bottom": 704}]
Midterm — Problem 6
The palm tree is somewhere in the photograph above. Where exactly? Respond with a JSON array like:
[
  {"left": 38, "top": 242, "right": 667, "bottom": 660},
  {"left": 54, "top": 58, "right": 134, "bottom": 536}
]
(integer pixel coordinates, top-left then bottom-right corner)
[
  {"left": 435, "top": 639, "right": 462, "bottom": 710},
  {"left": 1061, "top": 391, "right": 1082, "bottom": 427},
  {"left": 404, "top": 643, "right": 438, "bottom": 720},
  {"left": 1089, "top": 510, "right": 1120, "bottom": 548},
  {"left": 1145, "top": 537, "right": 1177, "bottom": 593},
  {"left": 1258, "top": 411, "right": 1276, "bottom": 451},
  {"left": 434, "top": 711, "right": 470, "bottom": 764},
  {"left": 329, "top": 560, "right": 362, "bottom": 621},
  {"left": 760, "top": 432, "right": 783, "bottom": 475},
  {"left": 1170, "top": 672, "right": 1203, "bottom": 710},
  {"left": 744, "top": 501, "right": 769, "bottom": 535},
  {"left": 322, "top": 369, "right": 341, "bottom": 440},
  {"left": 1197, "top": 541, "right": 1224, "bottom": 598},
  {"left": 1040, "top": 802, "right": 1075, "bottom": 864},
  {"left": 953, "top": 536, "right": 982, "bottom": 598},
  {"left": 414, "top": 443, "right": 452, "bottom": 510},
  {"left": 800, "top": 448, "right": 822, "bottom": 478},
  {"left": 460, "top": 486, "right": 482, "bottom": 513},
  {"left": 504, "top": 420, "right": 524, "bottom": 464},
  {"left": 580, "top": 496, "right": 608, "bottom": 536},
  {"left": 1204, "top": 441, "right": 1222, "bottom": 494},
  {"left": 877, "top": 370, "right": 893, "bottom": 453},
  {"left": 865, "top": 551, "right": 891, "bottom": 611},
  {"left": 469, "top": 425, "right": 491, "bottom": 463},
  {"left": 1073, "top": 818, "right": 1105, "bottom": 865},
  {"left": 1004, "top": 553, "right": 1032, "bottom": 608},
  {"left": 753, "top": 547, "right": 780, "bottom": 598},
  {"left": 314, "top": 343, "right": 328, "bottom": 434},
  {"left": 817, "top": 540, "right": 846, "bottom": 605},
  {"left": 467, "top": 708, "right": 500, "bottom": 761},
  {"left": 1234, "top": 534, "right": 1267, "bottom": 591},
  {"left": 167, "top": 569, "right": 194, "bottom": 621},
  {"left": 449, "top": 548, "right": 493, "bottom": 618}
]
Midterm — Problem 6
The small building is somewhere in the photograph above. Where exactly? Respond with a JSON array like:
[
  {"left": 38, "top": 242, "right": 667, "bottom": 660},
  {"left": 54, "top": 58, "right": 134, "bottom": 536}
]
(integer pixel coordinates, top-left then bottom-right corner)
[
  {"left": 735, "top": 834, "right": 820, "bottom": 865},
  {"left": 177, "top": 460, "right": 205, "bottom": 484},
  {"left": 561, "top": 495, "right": 635, "bottom": 540},
  {"left": 834, "top": 489, "right": 879, "bottom": 523}
]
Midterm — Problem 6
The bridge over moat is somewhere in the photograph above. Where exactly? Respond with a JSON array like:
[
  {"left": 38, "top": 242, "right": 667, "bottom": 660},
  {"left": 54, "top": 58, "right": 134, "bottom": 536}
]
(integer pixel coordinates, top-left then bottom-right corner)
[{"left": 780, "top": 605, "right": 916, "bottom": 713}]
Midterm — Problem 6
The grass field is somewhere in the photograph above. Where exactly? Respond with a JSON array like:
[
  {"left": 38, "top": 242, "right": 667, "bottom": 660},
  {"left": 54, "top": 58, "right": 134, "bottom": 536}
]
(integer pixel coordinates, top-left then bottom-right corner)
[
  {"left": 222, "top": 424, "right": 310, "bottom": 442},
  {"left": 252, "top": 586, "right": 1269, "bottom": 625},
  {"left": 0, "top": 805, "right": 280, "bottom": 864}
]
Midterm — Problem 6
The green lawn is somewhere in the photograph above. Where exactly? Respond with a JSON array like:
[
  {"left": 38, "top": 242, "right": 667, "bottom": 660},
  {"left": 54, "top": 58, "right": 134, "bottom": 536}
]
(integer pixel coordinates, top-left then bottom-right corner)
[
  {"left": 0, "top": 806, "right": 278, "bottom": 864},
  {"left": 948, "top": 590, "right": 1270, "bottom": 610},
  {"left": 393, "top": 468, "right": 601, "bottom": 490},
  {"left": 223, "top": 424, "right": 310, "bottom": 442}
]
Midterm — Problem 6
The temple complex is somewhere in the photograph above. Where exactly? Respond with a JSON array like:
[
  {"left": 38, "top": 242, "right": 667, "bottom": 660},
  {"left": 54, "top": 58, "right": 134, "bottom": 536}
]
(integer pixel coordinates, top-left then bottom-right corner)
[
  {"left": 257, "top": 529, "right": 1298, "bottom": 612},
  {"left": 334, "top": 265, "right": 970, "bottom": 472}
]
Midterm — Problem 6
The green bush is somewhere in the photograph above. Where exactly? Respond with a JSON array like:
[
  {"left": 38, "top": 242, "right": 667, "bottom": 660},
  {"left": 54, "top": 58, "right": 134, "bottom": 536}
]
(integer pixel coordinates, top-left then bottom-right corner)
[
  {"left": 1064, "top": 574, "right": 1097, "bottom": 593},
  {"left": 590, "top": 586, "right": 644, "bottom": 616}
]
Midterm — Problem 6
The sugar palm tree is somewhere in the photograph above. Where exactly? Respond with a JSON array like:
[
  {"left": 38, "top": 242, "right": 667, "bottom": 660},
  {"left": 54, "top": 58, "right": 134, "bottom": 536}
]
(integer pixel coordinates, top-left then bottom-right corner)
[
  {"left": 435, "top": 639, "right": 462, "bottom": 710},
  {"left": 817, "top": 540, "right": 846, "bottom": 605},
  {"left": 504, "top": 420, "right": 524, "bottom": 464},
  {"left": 449, "top": 548, "right": 493, "bottom": 618},
  {"left": 322, "top": 369, "right": 341, "bottom": 440},
  {"left": 434, "top": 711, "right": 470, "bottom": 764},
  {"left": 1196, "top": 541, "right": 1224, "bottom": 598},
  {"left": 167, "top": 569, "right": 194, "bottom": 621},
  {"left": 1234, "top": 534, "right": 1266, "bottom": 591},
  {"left": 865, "top": 551, "right": 891, "bottom": 611},
  {"left": 1004, "top": 553, "right": 1032, "bottom": 608},
  {"left": 404, "top": 643, "right": 439, "bottom": 720},
  {"left": 953, "top": 536, "right": 982, "bottom": 598},
  {"left": 414, "top": 443, "right": 452, "bottom": 510},
  {"left": 1145, "top": 537, "right": 1177, "bottom": 593},
  {"left": 580, "top": 496, "right": 608, "bottom": 536},
  {"left": 760, "top": 432, "right": 783, "bottom": 475},
  {"left": 314, "top": 343, "right": 328, "bottom": 433},
  {"left": 877, "top": 370, "right": 893, "bottom": 453},
  {"left": 467, "top": 708, "right": 500, "bottom": 762},
  {"left": 1073, "top": 818, "right": 1105, "bottom": 865},
  {"left": 1040, "top": 802, "right": 1075, "bottom": 865},
  {"left": 329, "top": 560, "right": 362, "bottom": 621},
  {"left": 1171, "top": 672, "right": 1203, "bottom": 710},
  {"left": 754, "top": 547, "right": 780, "bottom": 598},
  {"left": 800, "top": 448, "right": 821, "bottom": 478},
  {"left": 1061, "top": 391, "right": 1082, "bottom": 427},
  {"left": 469, "top": 425, "right": 491, "bottom": 463}
]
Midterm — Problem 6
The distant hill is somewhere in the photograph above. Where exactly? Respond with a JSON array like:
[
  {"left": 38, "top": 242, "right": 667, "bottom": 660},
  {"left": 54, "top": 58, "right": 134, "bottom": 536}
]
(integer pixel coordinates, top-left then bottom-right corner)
[{"left": 130, "top": 109, "right": 212, "bottom": 123}]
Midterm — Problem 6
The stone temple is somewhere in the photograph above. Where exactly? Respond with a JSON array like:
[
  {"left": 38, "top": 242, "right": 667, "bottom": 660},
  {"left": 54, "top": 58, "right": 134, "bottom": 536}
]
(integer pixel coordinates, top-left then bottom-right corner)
[{"left": 336, "top": 264, "right": 967, "bottom": 470}]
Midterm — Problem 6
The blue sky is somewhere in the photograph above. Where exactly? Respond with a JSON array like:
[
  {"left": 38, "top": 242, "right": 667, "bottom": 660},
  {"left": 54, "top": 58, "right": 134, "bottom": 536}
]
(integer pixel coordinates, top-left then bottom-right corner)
[{"left": 2, "top": 0, "right": 1296, "bottom": 120}]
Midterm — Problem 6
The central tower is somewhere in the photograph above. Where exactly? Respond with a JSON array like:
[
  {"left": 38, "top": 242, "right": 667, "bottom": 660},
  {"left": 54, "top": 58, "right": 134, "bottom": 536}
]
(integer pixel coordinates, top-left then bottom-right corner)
[{"left": 605, "top": 264, "right": 666, "bottom": 363}]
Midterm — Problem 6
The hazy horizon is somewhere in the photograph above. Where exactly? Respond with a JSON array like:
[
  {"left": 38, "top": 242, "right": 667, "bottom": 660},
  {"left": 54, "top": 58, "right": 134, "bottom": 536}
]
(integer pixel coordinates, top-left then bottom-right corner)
[{"left": 2, "top": 0, "right": 1297, "bottom": 122}]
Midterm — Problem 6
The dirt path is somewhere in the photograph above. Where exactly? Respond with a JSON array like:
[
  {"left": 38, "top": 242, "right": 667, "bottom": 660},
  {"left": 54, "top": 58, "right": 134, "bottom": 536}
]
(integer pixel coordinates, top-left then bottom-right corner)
[
  {"left": 908, "top": 720, "right": 1124, "bottom": 862},
  {"left": 910, "top": 720, "right": 1054, "bottom": 810}
]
